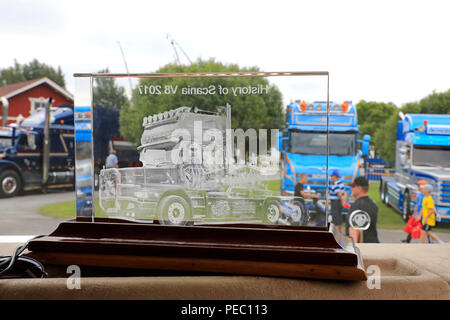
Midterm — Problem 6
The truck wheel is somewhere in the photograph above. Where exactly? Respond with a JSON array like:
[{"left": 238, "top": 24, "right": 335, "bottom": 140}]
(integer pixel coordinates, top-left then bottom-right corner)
[
  {"left": 402, "top": 192, "right": 411, "bottom": 221},
  {"left": 0, "top": 170, "right": 22, "bottom": 198},
  {"left": 158, "top": 195, "right": 191, "bottom": 225},
  {"left": 264, "top": 200, "right": 281, "bottom": 224},
  {"left": 292, "top": 200, "right": 309, "bottom": 226}
]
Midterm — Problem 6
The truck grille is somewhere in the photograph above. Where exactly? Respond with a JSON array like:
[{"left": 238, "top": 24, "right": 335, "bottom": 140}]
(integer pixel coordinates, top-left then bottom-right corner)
[
  {"left": 440, "top": 181, "right": 450, "bottom": 204},
  {"left": 295, "top": 174, "right": 353, "bottom": 185}
]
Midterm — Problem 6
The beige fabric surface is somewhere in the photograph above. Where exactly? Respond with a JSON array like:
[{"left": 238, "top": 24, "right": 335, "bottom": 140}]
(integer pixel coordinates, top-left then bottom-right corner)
[{"left": 0, "top": 243, "right": 449, "bottom": 300}]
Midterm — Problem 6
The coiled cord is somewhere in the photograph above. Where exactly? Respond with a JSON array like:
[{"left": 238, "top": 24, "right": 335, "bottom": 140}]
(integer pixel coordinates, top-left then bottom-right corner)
[{"left": 0, "top": 236, "right": 47, "bottom": 279}]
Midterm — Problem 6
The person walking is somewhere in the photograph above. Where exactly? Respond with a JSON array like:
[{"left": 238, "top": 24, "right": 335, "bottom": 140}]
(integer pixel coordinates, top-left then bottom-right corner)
[
  {"left": 402, "top": 180, "right": 427, "bottom": 243},
  {"left": 348, "top": 176, "right": 379, "bottom": 243},
  {"left": 418, "top": 184, "right": 445, "bottom": 244},
  {"left": 329, "top": 170, "right": 346, "bottom": 233},
  {"left": 105, "top": 149, "right": 119, "bottom": 169}
]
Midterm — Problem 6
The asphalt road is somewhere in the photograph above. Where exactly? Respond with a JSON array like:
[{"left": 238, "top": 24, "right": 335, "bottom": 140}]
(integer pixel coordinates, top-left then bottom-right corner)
[
  {"left": 0, "top": 191, "right": 449, "bottom": 244},
  {"left": 0, "top": 190, "right": 72, "bottom": 235}
]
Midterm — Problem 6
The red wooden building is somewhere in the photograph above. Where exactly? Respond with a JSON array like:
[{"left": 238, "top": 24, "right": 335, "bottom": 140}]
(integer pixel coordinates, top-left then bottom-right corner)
[{"left": 0, "top": 77, "right": 73, "bottom": 125}]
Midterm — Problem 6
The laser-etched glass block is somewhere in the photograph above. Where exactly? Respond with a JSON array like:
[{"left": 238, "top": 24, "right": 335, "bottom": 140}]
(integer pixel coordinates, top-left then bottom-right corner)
[{"left": 75, "top": 72, "right": 334, "bottom": 228}]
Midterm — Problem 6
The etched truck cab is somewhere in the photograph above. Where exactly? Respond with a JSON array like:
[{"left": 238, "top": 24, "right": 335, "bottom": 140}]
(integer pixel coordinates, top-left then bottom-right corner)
[{"left": 99, "top": 106, "right": 306, "bottom": 225}]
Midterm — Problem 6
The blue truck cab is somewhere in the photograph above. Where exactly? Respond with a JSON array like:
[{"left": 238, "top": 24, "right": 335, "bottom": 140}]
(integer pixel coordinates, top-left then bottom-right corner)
[
  {"left": 0, "top": 105, "right": 75, "bottom": 197},
  {"left": 279, "top": 100, "right": 370, "bottom": 201},
  {"left": 380, "top": 113, "right": 450, "bottom": 223}
]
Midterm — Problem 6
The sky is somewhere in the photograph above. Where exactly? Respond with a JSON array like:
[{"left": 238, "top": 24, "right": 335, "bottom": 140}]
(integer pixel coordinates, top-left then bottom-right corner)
[{"left": 1, "top": 0, "right": 449, "bottom": 107}]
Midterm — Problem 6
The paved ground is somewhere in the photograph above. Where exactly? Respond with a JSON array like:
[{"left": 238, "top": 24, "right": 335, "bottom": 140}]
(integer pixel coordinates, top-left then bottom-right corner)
[
  {"left": 376, "top": 228, "right": 450, "bottom": 243},
  {"left": 0, "top": 191, "right": 449, "bottom": 244},
  {"left": 0, "top": 190, "right": 72, "bottom": 235}
]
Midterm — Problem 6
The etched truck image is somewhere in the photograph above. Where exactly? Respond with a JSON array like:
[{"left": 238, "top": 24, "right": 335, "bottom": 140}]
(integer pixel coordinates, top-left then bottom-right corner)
[{"left": 99, "top": 106, "right": 307, "bottom": 225}]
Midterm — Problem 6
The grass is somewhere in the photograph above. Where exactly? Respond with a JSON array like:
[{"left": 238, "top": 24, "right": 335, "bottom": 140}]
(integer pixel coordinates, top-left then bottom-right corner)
[
  {"left": 38, "top": 181, "right": 282, "bottom": 219},
  {"left": 368, "top": 182, "right": 406, "bottom": 229},
  {"left": 261, "top": 179, "right": 281, "bottom": 191},
  {"left": 263, "top": 179, "right": 410, "bottom": 230},
  {"left": 37, "top": 179, "right": 450, "bottom": 233},
  {"left": 369, "top": 181, "right": 450, "bottom": 233},
  {"left": 38, "top": 197, "right": 107, "bottom": 219}
]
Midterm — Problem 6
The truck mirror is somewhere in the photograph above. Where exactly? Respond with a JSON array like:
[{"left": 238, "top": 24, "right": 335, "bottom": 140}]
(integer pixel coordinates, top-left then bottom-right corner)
[
  {"left": 349, "top": 210, "right": 371, "bottom": 230},
  {"left": 358, "top": 135, "right": 371, "bottom": 156},
  {"left": 361, "top": 141, "right": 369, "bottom": 156},
  {"left": 27, "top": 133, "right": 37, "bottom": 150}
]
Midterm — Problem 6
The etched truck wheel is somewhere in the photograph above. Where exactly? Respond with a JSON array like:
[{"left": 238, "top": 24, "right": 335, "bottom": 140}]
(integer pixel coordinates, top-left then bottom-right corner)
[
  {"left": 158, "top": 195, "right": 191, "bottom": 225},
  {"left": 0, "top": 170, "right": 21, "bottom": 198},
  {"left": 293, "top": 200, "right": 309, "bottom": 226},
  {"left": 264, "top": 200, "right": 281, "bottom": 224}
]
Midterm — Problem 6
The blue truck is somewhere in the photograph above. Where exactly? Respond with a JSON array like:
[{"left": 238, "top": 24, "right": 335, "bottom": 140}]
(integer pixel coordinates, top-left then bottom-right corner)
[
  {"left": 279, "top": 100, "right": 371, "bottom": 201},
  {"left": 380, "top": 113, "right": 450, "bottom": 223},
  {"left": 0, "top": 105, "right": 139, "bottom": 198}
]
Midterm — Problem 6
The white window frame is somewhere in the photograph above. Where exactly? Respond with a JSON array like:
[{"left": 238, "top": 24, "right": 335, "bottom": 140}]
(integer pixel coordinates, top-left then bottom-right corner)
[{"left": 28, "top": 97, "right": 52, "bottom": 114}]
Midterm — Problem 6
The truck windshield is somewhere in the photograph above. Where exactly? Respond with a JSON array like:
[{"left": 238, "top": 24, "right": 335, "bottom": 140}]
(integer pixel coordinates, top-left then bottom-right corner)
[
  {"left": 144, "top": 167, "right": 179, "bottom": 184},
  {"left": 0, "top": 137, "right": 12, "bottom": 147},
  {"left": 413, "top": 145, "right": 450, "bottom": 167},
  {"left": 289, "top": 131, "right": 356, "bottom": 156}
]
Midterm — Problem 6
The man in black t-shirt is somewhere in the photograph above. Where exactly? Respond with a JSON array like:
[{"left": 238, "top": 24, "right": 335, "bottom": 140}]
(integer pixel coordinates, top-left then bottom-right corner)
[
  {"left": 295, "top": 174, "right": 320, "bottom": 205},
  {"left": 348, "top": 176, "right": 379, "bottom": 243},
  {"left": 294, "top": 174, "right": 325, "bottom": 225}
]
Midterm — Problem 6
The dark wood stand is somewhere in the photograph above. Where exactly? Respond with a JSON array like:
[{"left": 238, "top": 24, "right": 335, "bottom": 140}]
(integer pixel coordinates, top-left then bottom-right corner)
[{"left": 26, "top": 218, "right": 367, "bottom": 281}]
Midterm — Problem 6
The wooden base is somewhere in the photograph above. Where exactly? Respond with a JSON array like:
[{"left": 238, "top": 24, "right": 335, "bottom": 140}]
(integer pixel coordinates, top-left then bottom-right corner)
[{"left": 26, "top": 218, "right": 367, "bottom": 281}]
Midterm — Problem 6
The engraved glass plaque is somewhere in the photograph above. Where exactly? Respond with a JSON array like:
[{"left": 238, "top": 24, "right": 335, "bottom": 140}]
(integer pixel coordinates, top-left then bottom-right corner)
[
  {"left": 75, "top": 72, "right": 331, "bottom": 228},
  {"left": 27, "top": 70, "right": 368, "bottom": 281}
]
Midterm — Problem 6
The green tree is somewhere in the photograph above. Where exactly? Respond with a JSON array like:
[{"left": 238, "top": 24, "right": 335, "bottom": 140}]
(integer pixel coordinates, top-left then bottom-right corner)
[
  {"left": 372, "top": 89, "right": 450, "bottom": 162},
  {"left": 417, "top": 89, "right": 450, "bottom": 114},
  {"left": 0, "top": 59, "right": 65, "bottom": 87},
  {"left": 356, "top": 100, "right": 397, "bottom": 139},
  {"left": 373, "top": 112, "right": 399, "bottom": 162},
  {"left": 119, "top": 58, "right": 285, "bottom": 144},
  {"left": 93, "top": 68, "right": 128, "bottom": 110}
]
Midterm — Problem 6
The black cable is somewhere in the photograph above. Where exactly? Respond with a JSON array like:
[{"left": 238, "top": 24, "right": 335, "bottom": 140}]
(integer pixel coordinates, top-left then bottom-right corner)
[{"left": 0, "top": 235, "right": 47, "bottom": 279}]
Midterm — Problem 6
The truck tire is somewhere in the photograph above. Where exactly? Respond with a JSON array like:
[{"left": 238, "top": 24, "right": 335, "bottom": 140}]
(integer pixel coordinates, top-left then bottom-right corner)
[
  {"left": 402, "top": 192, "right": 411, "bottom": 221},
  {"left": 293, "top": 200, "right": 309, "bottom": 226},
  {"left": 158, "top": 195, "right": 191, "bottom": 225},
  {"left": 264, "top": 200, "right": 281, "bottom": 224},
  {"left": 0, "top": 170, "right": 22, "bottom": 198}
]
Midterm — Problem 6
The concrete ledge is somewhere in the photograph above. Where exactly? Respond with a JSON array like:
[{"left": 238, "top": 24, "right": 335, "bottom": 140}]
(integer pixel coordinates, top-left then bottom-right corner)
[{"left": 1, "top": 243, "right": 449, "bottom": 300}]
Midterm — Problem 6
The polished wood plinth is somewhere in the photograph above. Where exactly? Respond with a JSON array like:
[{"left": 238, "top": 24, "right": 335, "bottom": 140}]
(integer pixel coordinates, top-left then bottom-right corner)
[{"left": 26, "top": 218, "right": 367, "bottom": 281}]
